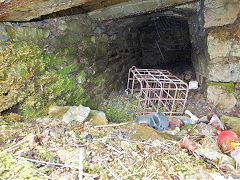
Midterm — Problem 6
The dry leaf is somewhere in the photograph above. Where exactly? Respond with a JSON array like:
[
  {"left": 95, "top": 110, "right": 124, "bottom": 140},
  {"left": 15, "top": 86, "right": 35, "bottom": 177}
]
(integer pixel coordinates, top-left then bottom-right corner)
[{"left": 181, "top": 136, "right": 197, "bottom": 152}]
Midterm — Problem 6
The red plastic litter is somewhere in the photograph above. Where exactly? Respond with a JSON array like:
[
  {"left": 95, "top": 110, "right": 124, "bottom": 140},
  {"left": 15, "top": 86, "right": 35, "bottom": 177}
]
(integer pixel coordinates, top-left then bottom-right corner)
[{"left": 218, "top": 130, "right": 239, "bottom": 145}]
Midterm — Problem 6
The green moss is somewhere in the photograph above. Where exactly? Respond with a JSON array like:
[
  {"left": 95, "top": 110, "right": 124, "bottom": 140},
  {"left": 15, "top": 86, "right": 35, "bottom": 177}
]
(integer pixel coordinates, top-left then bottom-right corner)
[
  {"left": 211, "top": 29, "right": 226, "bottom": 41},
  {"left": 207, "top": 82, "right": 235, "bottom": 93},
  {"left": 49, "top": 107, "right": 70, "bottom": 119},
  {"left": 0, "top": 153, "right": 46, "bottom": 179},
  {"left": 0, "top": 42, "right": 87, "bottom": 122},
  {"left": 0, "top": 41, "right": 45, "bottom": 114},
  {"left": 99, "top": 94, "right": 138, "bottom": 123},
  {"left": 5, "top": 26, "right": 50, "bottom": 41}
]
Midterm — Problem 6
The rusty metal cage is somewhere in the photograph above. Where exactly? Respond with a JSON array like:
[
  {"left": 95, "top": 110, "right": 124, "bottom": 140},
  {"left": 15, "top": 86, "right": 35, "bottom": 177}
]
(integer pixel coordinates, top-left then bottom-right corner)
[{"left": 126, "top": 66, "right": 189, "bottom": 116}]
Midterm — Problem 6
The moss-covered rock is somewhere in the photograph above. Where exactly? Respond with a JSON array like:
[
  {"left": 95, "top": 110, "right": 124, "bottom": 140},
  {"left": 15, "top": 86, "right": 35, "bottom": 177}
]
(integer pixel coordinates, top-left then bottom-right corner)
[
  {"left": 131, "top": 122, "right": 180, "bottom": 141},
  {"left": 0, "top": 42, "right": 44, "bottom": 113},
  {"left": 0, "top": 42, "right": 89, "bottom": 121},
  {"left": 221, "top": 115, "right": 240, "bottom": 135},
  {"left": 90, "top": 110, "right": 108, "bottom": 126},
  {"left": 5, "top": 26, "right": 50, "bottom": 41}
]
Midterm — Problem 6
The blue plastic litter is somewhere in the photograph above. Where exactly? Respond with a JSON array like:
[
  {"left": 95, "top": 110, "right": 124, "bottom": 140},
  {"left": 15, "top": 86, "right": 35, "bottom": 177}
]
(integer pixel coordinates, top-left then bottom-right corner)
[
  {"left": 167, "top": 116, "right": 192, "bottom": 125},
  {"left": 135, "top": 112, "right": 169, "bottom": 131}
]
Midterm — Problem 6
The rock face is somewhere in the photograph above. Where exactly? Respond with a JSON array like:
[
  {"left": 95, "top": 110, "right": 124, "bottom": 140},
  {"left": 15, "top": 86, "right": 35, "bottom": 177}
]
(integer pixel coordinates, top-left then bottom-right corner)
[
  {"left": 0, "top": 0, "right": 195, "bottom": 21},
  {"left": 207, "top": 85, "right": 236, "bottom": 110},
  {"left": 207, "top": 24, "right": 240, "bottom": 82},
  {"left": 204, "top": 0, "right": 240, "bottom": 28}
]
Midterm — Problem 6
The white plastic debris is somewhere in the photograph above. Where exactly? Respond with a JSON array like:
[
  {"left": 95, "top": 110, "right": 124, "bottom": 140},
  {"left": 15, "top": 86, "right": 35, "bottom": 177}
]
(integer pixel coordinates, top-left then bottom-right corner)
[
  {"left": 231, "top": 149, "right": 240, "bottom": 166},
  {"left": 185, "top": 110, "right": 199, "bottom": 124},
  {"left": 189, "top": 81, "right": 198, "bottom": 89}
]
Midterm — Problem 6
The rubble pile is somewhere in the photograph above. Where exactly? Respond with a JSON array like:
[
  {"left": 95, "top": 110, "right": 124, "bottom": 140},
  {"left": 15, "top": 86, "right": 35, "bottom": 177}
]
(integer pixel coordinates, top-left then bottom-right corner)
[{"left": 1, "top": 99, "right": 240, "bottom": 179}]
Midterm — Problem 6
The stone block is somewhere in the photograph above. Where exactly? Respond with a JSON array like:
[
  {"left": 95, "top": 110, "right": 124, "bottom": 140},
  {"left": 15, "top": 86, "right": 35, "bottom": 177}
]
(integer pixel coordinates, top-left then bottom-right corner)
[
  {"left": 207, "top": 85, "right": 236, "bottom": 111},
  {"left": 204, "top": 0, "right": 240, "bottom": 28}
]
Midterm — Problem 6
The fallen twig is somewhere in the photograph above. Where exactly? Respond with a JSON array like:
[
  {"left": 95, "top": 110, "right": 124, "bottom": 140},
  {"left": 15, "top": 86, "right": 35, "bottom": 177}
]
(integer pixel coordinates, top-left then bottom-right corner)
[
  {"left": 94, "top": 122, "right": 129, "bottom": 128},
  {"left": 1, "top": 134, "right": 35, "bottom": 154},
  {"left": 101, "top": 161, "right": 118, "bottom": 179},
  {"left": 105, "top": 143, "right": 122, "bottom": 154},
  {"left": 17, "top": 161, "right": 54, "bottom": 180},
  {"left": 78, "top": 147, "right": 84, "bottom": 180},
  {"left": 14, "top": 156, "right": 79, "bottom": 169}
]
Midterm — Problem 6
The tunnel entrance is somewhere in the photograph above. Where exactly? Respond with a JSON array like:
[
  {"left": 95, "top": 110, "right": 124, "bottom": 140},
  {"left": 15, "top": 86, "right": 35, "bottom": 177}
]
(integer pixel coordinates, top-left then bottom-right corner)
[
  {"left": 104, "top": 11, "right": 196, "bottom": 87},
  {"left": 137, "top": 15, "right": 193, "bottom": 75}
]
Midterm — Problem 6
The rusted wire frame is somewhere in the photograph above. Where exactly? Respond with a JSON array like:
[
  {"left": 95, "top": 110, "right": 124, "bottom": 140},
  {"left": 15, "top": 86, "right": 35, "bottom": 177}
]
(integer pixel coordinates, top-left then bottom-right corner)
[{"left": 126, "top": 66, "right": 189, "bottom": 116}]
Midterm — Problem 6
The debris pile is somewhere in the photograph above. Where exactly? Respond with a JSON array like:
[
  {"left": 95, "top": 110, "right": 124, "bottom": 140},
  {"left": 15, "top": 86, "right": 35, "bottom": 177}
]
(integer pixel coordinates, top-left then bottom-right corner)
[{"left": 1, "top": 97, "right": 240, "bottom": 179}]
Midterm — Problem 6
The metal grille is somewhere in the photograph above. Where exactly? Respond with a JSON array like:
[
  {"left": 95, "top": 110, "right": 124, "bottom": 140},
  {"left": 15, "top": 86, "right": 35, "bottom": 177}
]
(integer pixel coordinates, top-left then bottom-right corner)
[{"left": 126, "top": 66, "right": 189, "bottom": 116}]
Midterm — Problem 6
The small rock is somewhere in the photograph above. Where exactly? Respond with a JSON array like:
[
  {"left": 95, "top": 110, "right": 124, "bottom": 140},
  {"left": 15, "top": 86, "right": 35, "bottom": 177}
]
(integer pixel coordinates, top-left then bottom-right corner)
[
  {"left": 168, "top": 117, "right": 184, "bottom": 130},
  {"left": 57, "top": 148, "right": 80, "bottom": 165},
  {"left": 196, "top": 146, "right": 235, "bottom": 167},
  {"left": 90, "top": 110, "right": 108, "bottom": 126},
  {"left": 207, "top": 85, "right": 236, "bottom": 111},
  {"left": 209, "top": 114, "right": 225, "bottom": 131},
  {"left": 200, "top": 137, "right": 221, "bottom": 152},
  {"left": 49, "top": 106, "right": 70, "bottom": 119},
  {"left": 193, "top": 123, "right": 218, "bottom": 137},
  {"left": 235, "top": 82, "right": 240, "bottom": 90},
  {"left": 85, "top": 134, "right": 93, "bottom": 141},
  {"left": 197, "top": 116, "right": 210, "bottom": 124},
  {"left": 91, "top": 156, "right": 101, "bottom": 163},
  {"left": 62, "top": 105, "right": 90, "bottom": 127},
  {"left": 221, "top": 115, "right": 240, "bottom": 135}
]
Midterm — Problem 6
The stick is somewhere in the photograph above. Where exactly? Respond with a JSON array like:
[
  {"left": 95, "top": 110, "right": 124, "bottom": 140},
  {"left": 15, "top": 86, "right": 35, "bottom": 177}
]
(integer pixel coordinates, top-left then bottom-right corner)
[
  {"left": 118, "top": 159, "right": 128, "bottom": 171},
  {"left": 101, "top": 161, "right": 118, "bottom": 179},
  {"left": 78, "top": 147, "right": 84, "bottom": 180},
  {"left": 94, "top": 122, "right": 129, "bottom": 128},
  {"left": 105, "top": 144, "right": 122, "bottom": 154},
  {"left": 17, "top": 161, "right": 55, "bottom": 180},
  {"left": 14, "top": 156, "right": 79, "bottom": 169},
  {"left": 1, "top": 134, "right": 35, "bottom": 154}
]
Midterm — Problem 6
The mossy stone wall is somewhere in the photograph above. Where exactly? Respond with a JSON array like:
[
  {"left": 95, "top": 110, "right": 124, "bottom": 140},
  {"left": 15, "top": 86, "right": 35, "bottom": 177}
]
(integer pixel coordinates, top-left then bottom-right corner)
[{"left": 0, "top": 14, "right": 140, "bottom": 121}]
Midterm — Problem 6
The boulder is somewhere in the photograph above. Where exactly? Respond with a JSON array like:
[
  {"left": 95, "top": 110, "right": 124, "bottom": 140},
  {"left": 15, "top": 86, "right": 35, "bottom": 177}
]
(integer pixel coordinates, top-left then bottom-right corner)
[
  {"left": 49, "top": 106, "right": 70, "bottom": 119},
  {"left": 90, "top": 110, "right": 108, "bottom": 126},
  {"left": 207, "top": 85, "right": 236, "bottom": 111},
  {"left": 62, "top": 105, "right": 90, "bottom": 127},
  {"left": 221, "top": 116, "right": 240, "bottom": 135}
]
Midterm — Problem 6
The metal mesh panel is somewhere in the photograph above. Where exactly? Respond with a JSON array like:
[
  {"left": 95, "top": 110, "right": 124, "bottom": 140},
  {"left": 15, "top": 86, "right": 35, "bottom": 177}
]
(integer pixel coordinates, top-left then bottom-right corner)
[{"left": 126, "top": 66, "right": 189, "bottom": 116}]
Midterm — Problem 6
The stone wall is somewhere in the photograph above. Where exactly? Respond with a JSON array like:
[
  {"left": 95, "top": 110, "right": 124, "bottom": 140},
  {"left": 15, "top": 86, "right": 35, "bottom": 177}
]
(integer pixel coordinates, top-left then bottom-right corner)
[
  {"left": 203, "top": 0, "right": 240, "bottom": 110},
  {"left": 0, "top": 14, "right": 140, "bottom": 120}
]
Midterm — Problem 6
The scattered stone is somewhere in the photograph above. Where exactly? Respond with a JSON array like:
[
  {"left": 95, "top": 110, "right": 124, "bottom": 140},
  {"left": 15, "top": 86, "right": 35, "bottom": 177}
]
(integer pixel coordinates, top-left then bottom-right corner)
[
  {"left": 207, "top": 85, "right": 236, "bottom": 111},
  {"left": 200, "top": 137, "right": 221, "bottom": 153},
  {"left": 85, "top": 134, "right": 93, "bottom": 142},
  {"left": 90, "top": 110, "right": 108, "bottom": 126},
  {"left": 196, "top": 146, "right": 235, "bottom": 167},
  {"left": 221, "top": 116, "right": 240, "bottom": 135},
  {"left": 209, "top": 114, "right": 225, "bottom": 131},
  {"left": 193, "top": 123, "right": 217, "bottom": 137},
  {"left": 168, "top": 117, "right": 184, "bottom": 130},
  {"left": 197, "top": 115, "right": 210, "bottom": 124},
  {"left": 62, "top": 105, "right": 90, "bottom": 127},
  {"left": 56, "top": 148, "right": 80, "bottom": 165},
  {"left": 181, "top": 136, "right": 197, "bottom": 152}
]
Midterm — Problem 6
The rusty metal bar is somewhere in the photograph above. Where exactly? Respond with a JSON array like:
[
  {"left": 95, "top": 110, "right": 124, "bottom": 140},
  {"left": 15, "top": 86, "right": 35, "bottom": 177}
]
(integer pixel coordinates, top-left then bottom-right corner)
[{"left": 126, "top": 66, "right": 189, "bottom": 116}]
